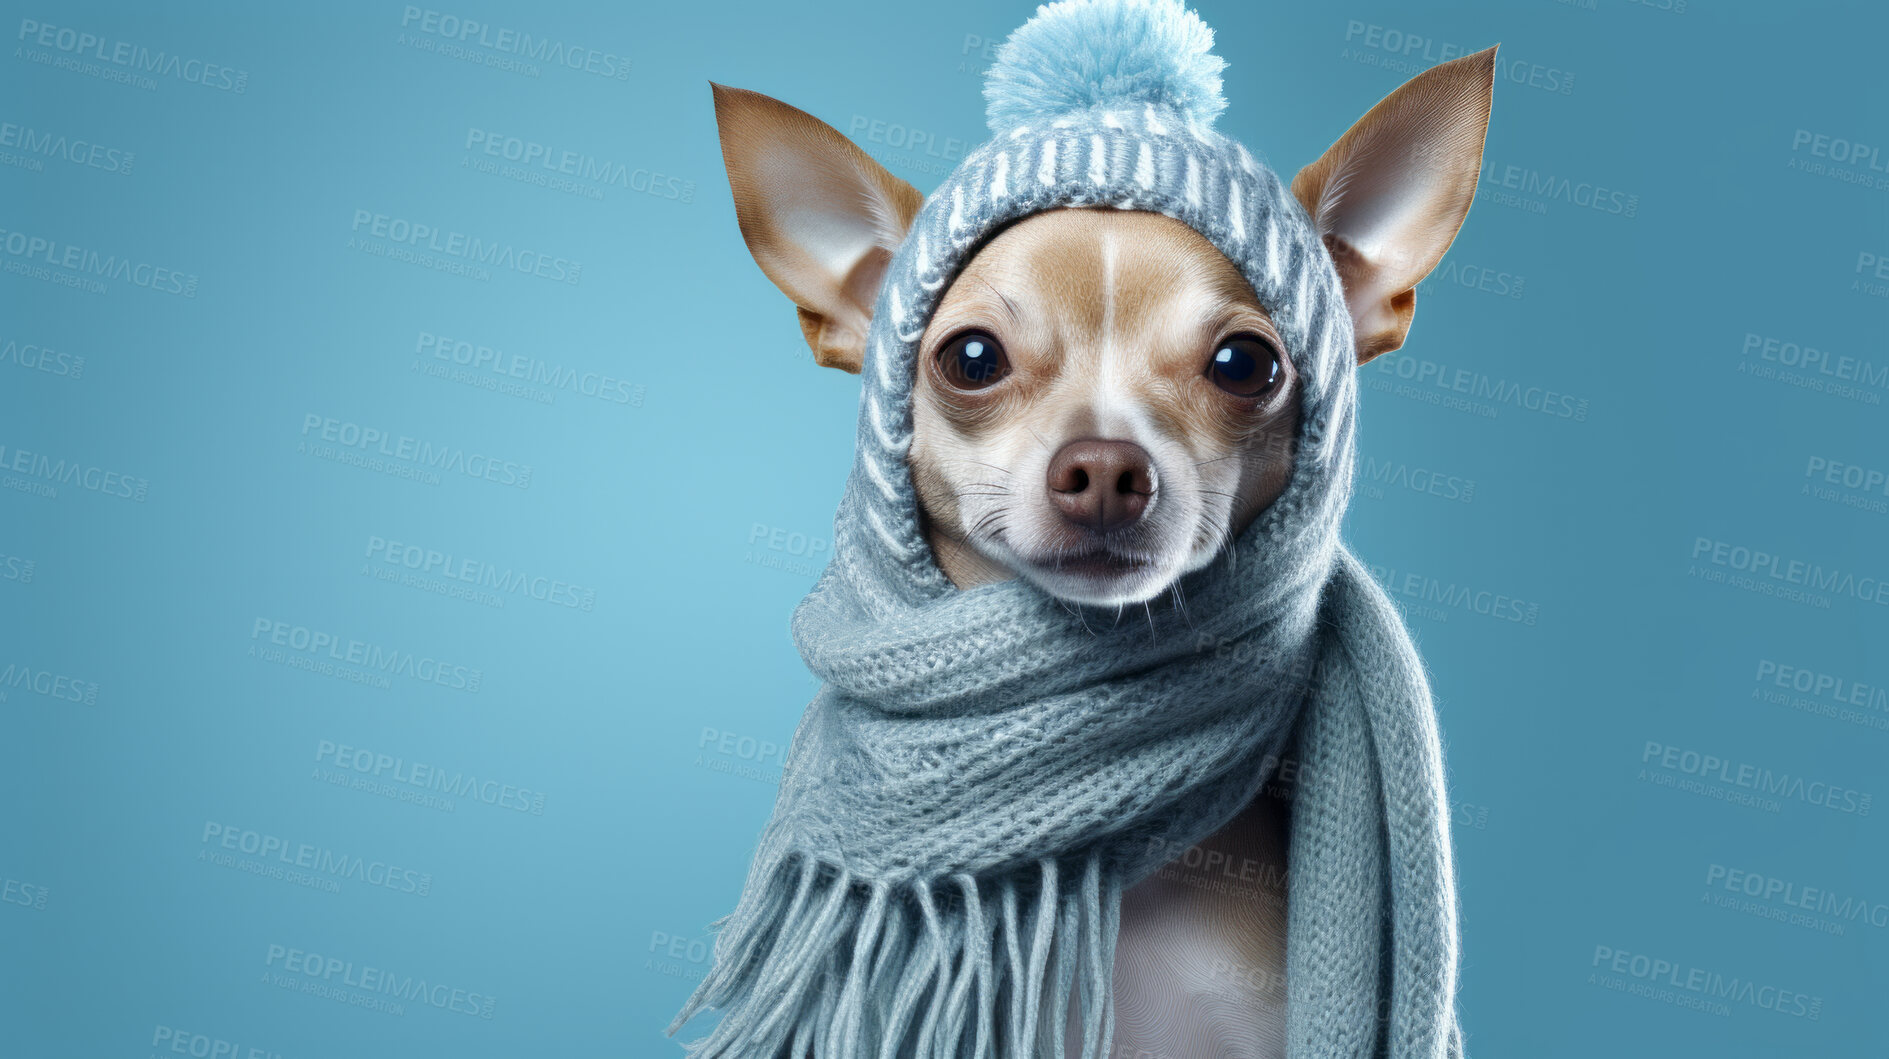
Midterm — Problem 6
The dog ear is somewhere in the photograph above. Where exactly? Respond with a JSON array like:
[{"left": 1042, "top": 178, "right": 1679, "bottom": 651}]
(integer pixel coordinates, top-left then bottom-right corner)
[
  {"left": 711, "top": 82, "right": 925, "bottom": 374},
  {"left": 1290, "top": 47, "right": 1496, "bottom": 365}
]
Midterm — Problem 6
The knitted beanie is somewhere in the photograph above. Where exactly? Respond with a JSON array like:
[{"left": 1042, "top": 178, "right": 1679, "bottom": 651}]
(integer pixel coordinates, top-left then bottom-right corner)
[{"left": 847, "top": 0, "right": 1357, "bottom": 614}]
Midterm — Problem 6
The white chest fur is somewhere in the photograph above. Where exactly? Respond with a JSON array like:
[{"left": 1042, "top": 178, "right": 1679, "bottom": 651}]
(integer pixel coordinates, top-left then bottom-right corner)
[{"left": 1067, "top": 790, "right": 1292, "bottom": 1059}]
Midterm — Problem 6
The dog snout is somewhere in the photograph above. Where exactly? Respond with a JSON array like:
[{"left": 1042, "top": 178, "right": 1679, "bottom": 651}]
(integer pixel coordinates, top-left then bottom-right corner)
[{"left": 1046, "top": 438, "right": 1155, "bottom": 531}]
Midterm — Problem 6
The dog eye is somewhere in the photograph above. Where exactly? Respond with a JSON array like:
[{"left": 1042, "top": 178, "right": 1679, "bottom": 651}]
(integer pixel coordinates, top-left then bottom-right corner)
[
  {"left": 938, "top": 331, "right": 1010, "bottom": 390},
  {"left": 1206, "top": 334, "right": 1283, "bottom": 398}
]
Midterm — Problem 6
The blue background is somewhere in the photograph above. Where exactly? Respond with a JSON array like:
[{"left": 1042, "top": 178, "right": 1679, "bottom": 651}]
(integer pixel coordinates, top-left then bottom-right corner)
[{"left": 3, "top": 0, "right": 1886, "bottom": 1055}]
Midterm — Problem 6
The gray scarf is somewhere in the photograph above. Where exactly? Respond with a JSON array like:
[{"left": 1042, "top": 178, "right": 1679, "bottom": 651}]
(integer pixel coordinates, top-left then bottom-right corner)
[{"left": 671, "top": 2, "right": 1464, "bottom": 1055}]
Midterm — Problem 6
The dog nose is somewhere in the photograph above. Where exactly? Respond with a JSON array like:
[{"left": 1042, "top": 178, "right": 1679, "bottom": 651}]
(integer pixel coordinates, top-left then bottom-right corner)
[{"left": 1046, "top": 439, "right": 1155, "bottom": 531}]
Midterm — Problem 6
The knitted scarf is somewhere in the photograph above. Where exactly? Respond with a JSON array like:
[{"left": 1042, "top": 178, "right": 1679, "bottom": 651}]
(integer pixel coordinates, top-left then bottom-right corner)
[{"left": 671, "top": 1, "right": 1464, "bottom": 1055}]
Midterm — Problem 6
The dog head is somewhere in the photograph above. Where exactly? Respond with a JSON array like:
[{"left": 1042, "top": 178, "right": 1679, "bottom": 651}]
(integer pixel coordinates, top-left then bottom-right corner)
[{"left": 712, "top": 47, "right": 1494, "bottom": 606}]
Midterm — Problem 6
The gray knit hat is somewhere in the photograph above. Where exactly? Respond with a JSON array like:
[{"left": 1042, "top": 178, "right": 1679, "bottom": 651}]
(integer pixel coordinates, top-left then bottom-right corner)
[{"left": 838, "top": 0, "right": 1356, "bottom": 616}]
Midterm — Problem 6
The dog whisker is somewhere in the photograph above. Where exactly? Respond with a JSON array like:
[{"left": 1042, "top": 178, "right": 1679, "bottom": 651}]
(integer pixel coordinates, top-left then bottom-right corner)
[
  {"left": 967, "top": 509, "right": 1007, "bottom": 540},
  {"left": 942, "top": 457, "right": 1018, "bottom": 478},
  {"left": 1058, "top": 596, "right": 1099, "bottom": 636},
  {"left": 1023, "top": 426, "right": 1054, "bottom": 459},
  {"left": 1169, "top": 577, "right": 1192, "bottom": 629}
]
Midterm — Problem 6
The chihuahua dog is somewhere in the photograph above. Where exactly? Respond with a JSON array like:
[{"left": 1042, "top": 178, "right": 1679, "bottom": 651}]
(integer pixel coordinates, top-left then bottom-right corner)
[{"left": 711, "top": 44, "right": 1493, "bottom": 1059}]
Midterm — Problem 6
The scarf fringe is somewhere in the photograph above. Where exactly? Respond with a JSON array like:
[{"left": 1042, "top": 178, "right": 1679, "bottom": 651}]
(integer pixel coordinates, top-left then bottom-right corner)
[{"left": 669, "top": 849, "right": 1122, "bottom": 1059}]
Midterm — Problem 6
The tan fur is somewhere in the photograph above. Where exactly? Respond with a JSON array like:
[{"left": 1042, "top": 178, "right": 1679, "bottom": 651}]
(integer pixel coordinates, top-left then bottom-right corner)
[
  {"left": 1290, "top": 47, "right": 1496, "bottom": 363},
  {"left": 910, "top": 208, "right": 1301, "bottom": 606},
  {"left": 710, "top": 82, "right": 923, "bottom": 373}
]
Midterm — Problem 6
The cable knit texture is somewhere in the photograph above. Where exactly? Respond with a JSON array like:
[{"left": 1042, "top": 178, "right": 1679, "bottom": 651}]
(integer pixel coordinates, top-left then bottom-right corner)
[{"left": 670, "top": 1, "right": 1465, "bottom": 1055}]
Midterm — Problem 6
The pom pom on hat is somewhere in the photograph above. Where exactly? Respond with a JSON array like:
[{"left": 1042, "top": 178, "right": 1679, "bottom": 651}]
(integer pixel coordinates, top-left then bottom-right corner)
[{"left": 982, "top": 0, "right": 1228, "bottom": 135}]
